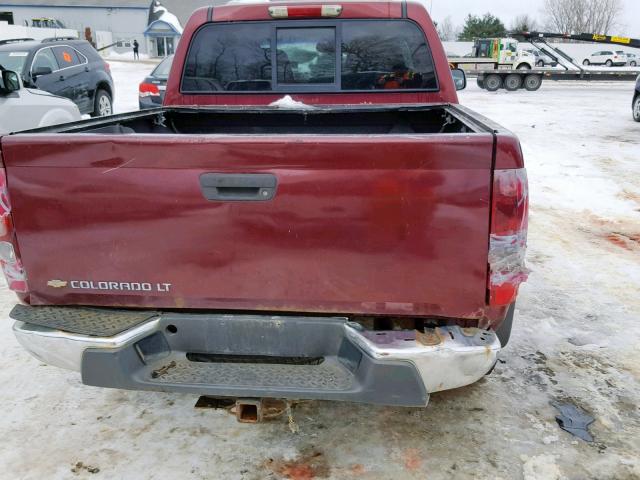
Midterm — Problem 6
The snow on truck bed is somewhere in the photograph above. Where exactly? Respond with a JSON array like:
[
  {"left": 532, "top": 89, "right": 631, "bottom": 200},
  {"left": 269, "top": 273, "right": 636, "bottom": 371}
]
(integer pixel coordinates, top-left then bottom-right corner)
[{"left": 0, "top": 72, "right": 639, "bottom": 479}]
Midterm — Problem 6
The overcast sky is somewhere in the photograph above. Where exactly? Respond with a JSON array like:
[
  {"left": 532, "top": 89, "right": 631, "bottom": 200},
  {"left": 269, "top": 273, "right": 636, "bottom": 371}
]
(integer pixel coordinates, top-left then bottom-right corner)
[{"left": 425, "top": 0, "right": 640, "bottom": 37}]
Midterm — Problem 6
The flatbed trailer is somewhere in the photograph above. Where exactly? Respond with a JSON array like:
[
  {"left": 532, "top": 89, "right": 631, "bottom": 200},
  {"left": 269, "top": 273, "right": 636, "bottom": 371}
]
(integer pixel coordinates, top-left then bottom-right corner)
[{"left": 449, "top": 31, "right": 640, "bottom": 91}]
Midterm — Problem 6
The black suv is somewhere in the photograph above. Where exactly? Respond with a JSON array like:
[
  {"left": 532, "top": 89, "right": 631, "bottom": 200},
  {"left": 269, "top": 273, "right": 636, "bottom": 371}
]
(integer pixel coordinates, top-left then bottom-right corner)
[{"left": 0, "top": 37, "right": 114, "bottom": 116}]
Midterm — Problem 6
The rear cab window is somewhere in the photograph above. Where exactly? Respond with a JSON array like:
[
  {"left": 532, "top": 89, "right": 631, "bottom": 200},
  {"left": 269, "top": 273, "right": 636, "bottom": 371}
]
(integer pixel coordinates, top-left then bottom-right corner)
[{"left": 182, "top": 20, "right": 438, "bottom": 93}]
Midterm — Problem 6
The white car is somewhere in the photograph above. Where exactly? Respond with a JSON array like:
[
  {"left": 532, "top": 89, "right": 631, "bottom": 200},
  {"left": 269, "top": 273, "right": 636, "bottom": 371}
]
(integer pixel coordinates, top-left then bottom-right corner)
[
  {"left": 0, "top": 68, "right": 80, "bottom": 135},
  {"left": 582, "top": 50, "right": 626, "bottom": 67},
  {"left": 627, "top": 53, "right": 638, "bottom": 67}
]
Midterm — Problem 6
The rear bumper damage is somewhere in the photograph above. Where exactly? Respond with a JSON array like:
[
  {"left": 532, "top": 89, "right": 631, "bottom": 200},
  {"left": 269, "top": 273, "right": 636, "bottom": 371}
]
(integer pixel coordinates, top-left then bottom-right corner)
[{"left": 12, "top": 306, "right": 500, "bottom": 407}]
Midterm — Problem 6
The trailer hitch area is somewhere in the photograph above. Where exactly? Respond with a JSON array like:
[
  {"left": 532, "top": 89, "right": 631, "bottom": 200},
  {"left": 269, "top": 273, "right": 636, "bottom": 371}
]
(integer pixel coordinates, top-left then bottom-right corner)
[
  {"left": 195, "top": 396, "right": 289, "bottom": 423},
  {"left": 235, "top": 398, "right": 291, "bottom": 423}
]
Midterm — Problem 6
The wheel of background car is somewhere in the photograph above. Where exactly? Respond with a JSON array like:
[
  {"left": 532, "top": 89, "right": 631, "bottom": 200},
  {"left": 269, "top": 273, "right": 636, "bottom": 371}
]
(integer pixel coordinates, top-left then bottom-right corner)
[
  {"left": 476, "top": 77, "right": 485, "bottom": 89},
  {"left": 524, "top": 74, "right": 542, "bottom": 91},
  {"left": 583, "top": 59, "right": 590, "bottom": 66},
  {"left": 605, "top": 59, "right": 613, "bottom": 67},
  {"left": 484, "top": 74, "right": 502, "bottom": 92},
  {"left": 516, "top": 63, "right": 531, "bottom": 70},
  {"left": 92, "top": 89, "right": 112, "bottom": 117},
  {"left": 633, "top": 96, "right": 640, "bottom": 122},
  {"left": 536, "top": 60, "right": 545, "bottom": 67},
  {"left": 631, "top": 61, "right": 637, "bottom": 67},
  {"left": 504, "top": 74, "right": 523, "bottom": 91}
]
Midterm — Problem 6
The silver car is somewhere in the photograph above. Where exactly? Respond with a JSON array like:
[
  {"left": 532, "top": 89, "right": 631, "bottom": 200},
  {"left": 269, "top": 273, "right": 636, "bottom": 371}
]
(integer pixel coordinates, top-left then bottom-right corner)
[
  {"left": 522, "top": 48, "right": 558, "bottom": 67},
  {"left": 625, "top": 53, "right": 638, "bottom": 67},
  {"left": 0, "top": 68, "right": 80, "bottom": 135}
]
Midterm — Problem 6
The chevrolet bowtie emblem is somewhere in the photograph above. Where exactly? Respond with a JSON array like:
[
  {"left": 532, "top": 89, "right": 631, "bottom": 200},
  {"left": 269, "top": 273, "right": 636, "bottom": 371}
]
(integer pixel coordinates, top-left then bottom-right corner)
[{"left": 47, "top": 280, "right": 68, "bottom": 288}]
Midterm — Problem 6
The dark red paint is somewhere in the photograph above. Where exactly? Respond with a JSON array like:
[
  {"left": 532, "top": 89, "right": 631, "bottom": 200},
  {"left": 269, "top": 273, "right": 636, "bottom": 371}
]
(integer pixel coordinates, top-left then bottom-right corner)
[
  {"left": 0, "top": 1, "right": 526, "bottom": 326},
  {"left": 163, "top": 1, "right": 459, "bottom": 108},
  {"left": 2, "top": 134, "right": 495, "bottom": 319}
]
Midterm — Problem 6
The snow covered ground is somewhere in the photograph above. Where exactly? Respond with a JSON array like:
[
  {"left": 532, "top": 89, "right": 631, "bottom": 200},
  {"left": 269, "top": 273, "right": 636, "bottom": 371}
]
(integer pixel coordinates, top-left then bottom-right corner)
[
  {"left": 109, "top": 60, "right": 160, "bottom": 115},
  {"left": 0, "top": 67, "right": 639, "bottom": 479}
]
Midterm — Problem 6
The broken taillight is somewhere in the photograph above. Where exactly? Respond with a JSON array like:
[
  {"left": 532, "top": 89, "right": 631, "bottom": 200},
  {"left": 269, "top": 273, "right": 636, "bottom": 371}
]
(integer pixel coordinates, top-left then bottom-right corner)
[
  {"left": 268, "top": 5, "right": 342, "bottom": 18},
  {"left": 139, "top": 82, "right": 161, "bottom": 97},
  {"left": 488, "top": 169, "right": 529, "bottom": 306},
  {"left": 0, "top": 167, "right": 27, "bottom": 292}
]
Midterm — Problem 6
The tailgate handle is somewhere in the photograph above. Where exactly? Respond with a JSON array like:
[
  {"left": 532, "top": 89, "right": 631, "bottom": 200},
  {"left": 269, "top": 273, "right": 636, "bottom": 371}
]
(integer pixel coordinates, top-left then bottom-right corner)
[{"left": 200, "top": 173, "right": 277, "bottom": 201}]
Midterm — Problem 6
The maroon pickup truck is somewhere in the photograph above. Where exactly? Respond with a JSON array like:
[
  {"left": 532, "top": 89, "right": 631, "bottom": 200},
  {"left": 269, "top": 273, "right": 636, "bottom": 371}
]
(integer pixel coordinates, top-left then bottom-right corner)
[{"left": 2, "top": 1, "right": 528, "bottom": 409}]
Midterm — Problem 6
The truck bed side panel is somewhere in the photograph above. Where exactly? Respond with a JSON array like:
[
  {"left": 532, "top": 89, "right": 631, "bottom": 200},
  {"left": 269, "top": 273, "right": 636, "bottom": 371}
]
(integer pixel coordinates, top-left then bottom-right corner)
[{"left": 2, "top": 134, "right": 493, "bottom": 319}]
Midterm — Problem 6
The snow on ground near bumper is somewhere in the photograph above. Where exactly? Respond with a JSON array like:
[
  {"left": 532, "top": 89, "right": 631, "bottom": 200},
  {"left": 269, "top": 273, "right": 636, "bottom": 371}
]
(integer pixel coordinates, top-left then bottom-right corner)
[{"left": 0, "top": 77, "right": 639, "bottom": 479}]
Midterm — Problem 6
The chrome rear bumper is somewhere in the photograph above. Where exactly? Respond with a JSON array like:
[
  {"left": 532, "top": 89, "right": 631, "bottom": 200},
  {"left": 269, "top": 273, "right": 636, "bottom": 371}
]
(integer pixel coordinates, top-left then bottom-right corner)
[{"left": 13, "top": 311, "right": 500, "bottom": 405}]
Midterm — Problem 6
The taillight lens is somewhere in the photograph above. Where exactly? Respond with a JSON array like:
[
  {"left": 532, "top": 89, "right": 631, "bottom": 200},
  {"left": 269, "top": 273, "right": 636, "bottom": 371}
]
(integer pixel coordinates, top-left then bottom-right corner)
[
  {"left": 488, "top": 169, "right": 529, "bottom": 306},
  {"left": 139, "top": 82, "right": 160, "bottom": 97},
  {"left": 104, "top": 61, "right": 111, "bottom": 73},
  {"left": 0, "top": 168, "right": 27, "bottom": 293}
]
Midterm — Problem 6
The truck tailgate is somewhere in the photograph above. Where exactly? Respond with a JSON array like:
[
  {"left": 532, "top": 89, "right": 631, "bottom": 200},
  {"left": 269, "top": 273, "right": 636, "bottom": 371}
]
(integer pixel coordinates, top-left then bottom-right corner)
[{"left": 1, "top": 133, "right": 493, "bottom": 318}]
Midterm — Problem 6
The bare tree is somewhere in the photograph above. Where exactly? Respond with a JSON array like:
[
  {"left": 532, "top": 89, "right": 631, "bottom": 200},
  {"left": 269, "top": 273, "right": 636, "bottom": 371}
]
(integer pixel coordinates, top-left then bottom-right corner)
[
  {"left": 437, "top": 16, "right": 459, "bottom": 41},
  {"left": 510, "top": 14, "right": 539, "bottom": 33},
  {"left": 543, "top": 0, "right": 622, "bottom": 34}
]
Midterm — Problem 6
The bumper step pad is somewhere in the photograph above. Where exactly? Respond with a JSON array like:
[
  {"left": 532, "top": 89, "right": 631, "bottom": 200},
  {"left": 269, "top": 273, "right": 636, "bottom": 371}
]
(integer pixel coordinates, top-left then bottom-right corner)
[
  {"left": 10, "top": 304, "right": 159, "bottom": 337},
  {"left": 149, "top": 358, "right": 354, "bottom": 391},
  {"left": 12, "top": 307, "right": 500, "bottom": 406}
]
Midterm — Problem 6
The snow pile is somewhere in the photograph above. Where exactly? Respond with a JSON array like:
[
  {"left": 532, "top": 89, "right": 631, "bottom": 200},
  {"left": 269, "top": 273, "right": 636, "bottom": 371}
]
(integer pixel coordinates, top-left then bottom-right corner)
[
  {"left": 157, "top": 10, "right": 183, "bottom": 34},
  {"left": 150, "top": 2, "right": 183, "bottom": 34},
  {"left": 269, "top": 95, "right": 315, "bottom": 110}
]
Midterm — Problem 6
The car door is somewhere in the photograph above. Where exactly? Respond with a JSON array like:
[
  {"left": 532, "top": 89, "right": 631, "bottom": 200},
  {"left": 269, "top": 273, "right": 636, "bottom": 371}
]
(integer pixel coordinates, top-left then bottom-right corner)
[
  {"left": 51, "top": 46, "right": 91, "bottom": 114},
  {"left": 0, "top": 87, "right": 33, "bottom": 134},
  {"left": 30, "top": 47, "right": 61, "bottom": 94}
]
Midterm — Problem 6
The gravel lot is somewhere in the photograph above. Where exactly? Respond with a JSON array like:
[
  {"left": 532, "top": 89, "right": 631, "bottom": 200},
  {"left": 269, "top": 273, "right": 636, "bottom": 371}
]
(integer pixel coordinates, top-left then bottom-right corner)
[{"left": 1, "top": 64, "right": 639, "bottom": 480}]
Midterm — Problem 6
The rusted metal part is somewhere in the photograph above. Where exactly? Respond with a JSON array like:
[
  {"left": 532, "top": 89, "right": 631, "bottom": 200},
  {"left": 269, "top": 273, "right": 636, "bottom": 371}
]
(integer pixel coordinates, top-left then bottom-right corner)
[
  {"left": 211, "top": 396, "right": 291, "bottom": 423},
  {"left": 151, "top": 360, "right": 176, "bottom": 379},
  {"left": 415, "top": 329, "right": 442, "bottom": 346},
  {"left": 461, "top": 327, "right": 481, "bottom": 337},
  {"left": 236, "top": 399, "right": 262, "bottom": 423}
]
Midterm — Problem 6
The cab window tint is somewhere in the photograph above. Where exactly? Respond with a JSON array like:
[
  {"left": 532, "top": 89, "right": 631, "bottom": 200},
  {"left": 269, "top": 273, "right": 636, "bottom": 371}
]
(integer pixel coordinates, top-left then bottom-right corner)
[
  {"left": 182, "top": 23, "right": 272, "bottom": 92},
  {"left": 182, "top": 20, "right": 437, "bottom": 92},
  {"left": 52, "top": 46, "right": 82, "bottom": 67},
  {"left": 276, "top": 28, "right": 335, "bottom": 84},
  {"left": 32, "top": 48, "right": 58, "bottom": 73},
  {"left": 341, "top": 21, "right": 437, "bottom": 91}
]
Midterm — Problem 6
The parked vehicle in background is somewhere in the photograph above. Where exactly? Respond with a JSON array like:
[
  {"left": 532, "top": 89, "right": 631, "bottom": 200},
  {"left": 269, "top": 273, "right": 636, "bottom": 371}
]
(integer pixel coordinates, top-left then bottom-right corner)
[
  {"left": 0, "top": 67, "right": 80, "bottom": 135},
  {"left": 31, "top": 18, "right": 66, "bottom": 28},
  {"left": 633, "top": 75, "right": 640, "bottom": 122},
  {"left": 583, "top": 50, "right": 626, "bottom": 67},
  {"left": 0, "top": 38, "right": 114, "bottom": 116},
  {"left": 522, "top": 48, "right": 557, "bottom": 67},
  {"left": 139, "top": 54, "right": 173, "bottom": 109},
  {"left": 468, "top": 37, "right": 535, "bottom": 70},
  {"left": 626, "top": 53, "right": 638, "bottom": 67},
  {"left": 614, "top": 51, "right": 630, "bottom": 66},
  {"left": 4, "top": 1, "right": 529, "bottom": 413}
]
